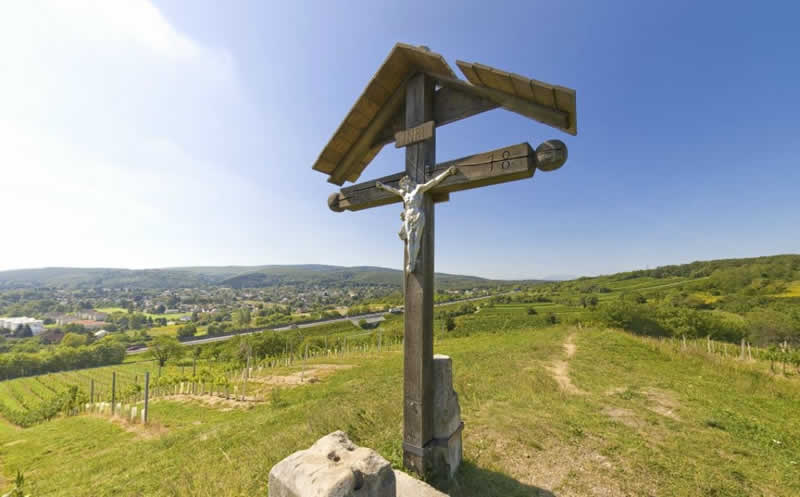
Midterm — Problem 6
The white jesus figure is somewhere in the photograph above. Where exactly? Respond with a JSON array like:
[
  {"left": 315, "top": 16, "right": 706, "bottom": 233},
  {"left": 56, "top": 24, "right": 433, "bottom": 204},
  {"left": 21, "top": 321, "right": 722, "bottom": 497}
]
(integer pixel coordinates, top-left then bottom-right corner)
[{"left": 376, "top": 166, "right": 458, "bottom": 274}]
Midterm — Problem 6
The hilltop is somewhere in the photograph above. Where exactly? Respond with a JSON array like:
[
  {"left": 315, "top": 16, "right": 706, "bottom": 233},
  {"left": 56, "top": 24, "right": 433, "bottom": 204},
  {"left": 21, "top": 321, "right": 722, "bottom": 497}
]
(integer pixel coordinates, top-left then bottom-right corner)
[{"left": 0, "top": 264, "right": 534, "bottom": 290}]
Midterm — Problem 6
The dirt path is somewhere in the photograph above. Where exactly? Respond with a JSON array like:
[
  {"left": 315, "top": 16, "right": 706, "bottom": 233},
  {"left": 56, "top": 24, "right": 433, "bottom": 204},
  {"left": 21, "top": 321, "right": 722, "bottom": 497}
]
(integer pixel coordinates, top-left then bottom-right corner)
[{"left": 549, "top": 333, "right": 584, "bottom": 394}]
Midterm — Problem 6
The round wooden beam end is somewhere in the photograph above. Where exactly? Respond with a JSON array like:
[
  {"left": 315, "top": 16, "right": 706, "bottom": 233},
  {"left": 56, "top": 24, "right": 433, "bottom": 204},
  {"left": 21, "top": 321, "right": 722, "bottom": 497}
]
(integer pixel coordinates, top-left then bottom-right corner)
[
  {"left": 328, "top": 193, "right": 345, "bottom": 213},
  {"left": 535, "top": 140, "right": 568, "bottom": 172}
]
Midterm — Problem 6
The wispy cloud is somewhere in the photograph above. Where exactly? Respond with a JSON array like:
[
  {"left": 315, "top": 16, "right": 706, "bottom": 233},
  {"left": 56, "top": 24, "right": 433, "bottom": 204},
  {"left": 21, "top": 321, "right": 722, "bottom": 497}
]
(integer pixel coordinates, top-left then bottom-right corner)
[{"left": 0, "top": 1, "right": 258, "bottom": 270}]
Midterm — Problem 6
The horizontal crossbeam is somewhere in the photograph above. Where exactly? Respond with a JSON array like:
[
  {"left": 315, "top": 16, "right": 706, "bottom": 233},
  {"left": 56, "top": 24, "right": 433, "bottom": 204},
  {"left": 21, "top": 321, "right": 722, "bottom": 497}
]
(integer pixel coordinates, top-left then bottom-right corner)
[{"left": 328, "top": 140, "right": 567, "bottom": 212}]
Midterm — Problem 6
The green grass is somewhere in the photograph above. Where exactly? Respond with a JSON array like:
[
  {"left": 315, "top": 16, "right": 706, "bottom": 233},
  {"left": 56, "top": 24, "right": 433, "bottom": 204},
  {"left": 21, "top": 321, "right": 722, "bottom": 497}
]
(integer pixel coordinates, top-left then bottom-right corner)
[
  {"left": 0, "top": 321, "right": 796, "bottom": 496},
  {"left": 0, "top": 359, "right": 221, "bottom": 417},
  {"left": 96, "top": 307, "right": 191, "bottom": 321},
  {"left": 776, "top": 281, "right": 800, "bottom": 297}
]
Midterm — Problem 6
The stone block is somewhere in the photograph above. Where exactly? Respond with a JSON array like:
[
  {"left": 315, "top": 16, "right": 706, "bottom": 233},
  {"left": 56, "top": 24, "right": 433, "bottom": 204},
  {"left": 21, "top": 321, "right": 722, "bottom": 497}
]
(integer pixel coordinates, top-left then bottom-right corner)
[
  {"left": 431, "top": 354, "right": 462, "bottom": 478},
  {"left": 269, "top": 431, "right": 396, "bottom": 497}
]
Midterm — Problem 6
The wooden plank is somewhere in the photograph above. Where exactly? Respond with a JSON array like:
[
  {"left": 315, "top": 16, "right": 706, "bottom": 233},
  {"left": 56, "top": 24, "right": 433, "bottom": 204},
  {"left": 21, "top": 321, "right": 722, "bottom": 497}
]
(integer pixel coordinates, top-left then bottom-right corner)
[
  {"left": 328, "top": 76, "right": 409, "bottom": 185},
  {"left": 508, "top": 72, "right": 537, "bottom": 100},
  {"left": 553, "top": 88, "right": 577, "bottom": 135},
  {"left": 432, "top": 86, "right": 499, "bottom": 127},
  {"left": 472, "top": 63, "right": 516, "bottom": 95},
  {"left": 330, "top": 142, "right": 535, "bottom": 212},
  {"left": 314, "top": 44, "right": 457, "bottom": 180},
  {"left": 345, "top": 109, "right": 372, "bottom": 130},
  {"left": 529, "top": 78, "right": 556, "bottom": 107},
  {"left": 395, "top": 121, "right": 434, "bottom": 148},
  {"left": 457, "top": 61, "right": 483, "bottom": 86},
  {"left": 402, "top": 72, "right": 435, "bottom": 478},
  {"left": 372, "top": 86, "right": 499, "bottom": 148},
  {"left": 401, "top": 44, "right": 457, "bottom": 80},
  {"left": 435, "top": 74, "right": 571, "bottom": 133}
]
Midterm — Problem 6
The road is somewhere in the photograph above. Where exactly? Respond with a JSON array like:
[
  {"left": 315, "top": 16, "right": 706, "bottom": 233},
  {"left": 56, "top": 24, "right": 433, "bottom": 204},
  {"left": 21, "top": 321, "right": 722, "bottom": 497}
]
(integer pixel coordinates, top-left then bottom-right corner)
[{"left": 127, "top": 293, "right": 500, "bottom": 354}]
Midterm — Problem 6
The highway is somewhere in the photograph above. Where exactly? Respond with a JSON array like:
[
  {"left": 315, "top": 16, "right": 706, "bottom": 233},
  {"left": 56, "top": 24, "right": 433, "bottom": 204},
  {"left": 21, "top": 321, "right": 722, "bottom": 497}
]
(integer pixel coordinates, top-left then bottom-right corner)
[{"left": 127, "top": 293, "right": 500, "bottom": 354}]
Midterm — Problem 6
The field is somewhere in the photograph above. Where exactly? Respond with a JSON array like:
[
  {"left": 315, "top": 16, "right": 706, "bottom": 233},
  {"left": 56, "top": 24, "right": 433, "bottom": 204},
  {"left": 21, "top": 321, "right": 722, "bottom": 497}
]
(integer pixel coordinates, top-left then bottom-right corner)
[
  {"left": 777, "top": 281, "right": 800, "bottom": 298},
  {"left": 1, "top": 259, "right": 799, "bottom": 496},
  {"left": 96, "top": 307, "right": 191, "bottom": 321},
  {"left": 0, "top": 316, "right": 797, "bottom": 496}
]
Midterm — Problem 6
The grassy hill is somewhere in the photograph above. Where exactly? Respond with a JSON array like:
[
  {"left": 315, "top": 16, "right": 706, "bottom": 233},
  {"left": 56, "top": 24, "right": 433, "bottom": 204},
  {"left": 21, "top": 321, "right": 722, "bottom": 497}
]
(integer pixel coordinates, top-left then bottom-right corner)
[
  {"left": 0, "top": 323, "right": 796, "bottom": 496},
  {"left": 0, "top": 254, "right": 798, "bottom": 495},
  {"left": 0, "top": 265, "right": 517, "bottom": 290}
]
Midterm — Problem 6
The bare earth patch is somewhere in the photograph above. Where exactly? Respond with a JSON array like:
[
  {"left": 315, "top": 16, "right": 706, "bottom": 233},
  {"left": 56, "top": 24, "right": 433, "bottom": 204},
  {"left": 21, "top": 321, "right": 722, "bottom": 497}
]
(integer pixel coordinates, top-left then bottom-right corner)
[
  {"left": 548, "top": 333, "right": 585, "bottom": 394},
  {"left": 249, "top": 364, "right": 354, "bottom": 386},
  {"left": 468, "top": 426, "right": 630, "bottom": 497},
  {"left": 602, "top": 407, "right": 643, "bottom": 429},
  {"left": 87, "top": 413, "right": 167, "bottom": 440},
  {"left": 642, "top": 388, "right": 681, "bottom": 420},
  {"left": 154, "top": 394, "right": 258, "bottom": 409}
]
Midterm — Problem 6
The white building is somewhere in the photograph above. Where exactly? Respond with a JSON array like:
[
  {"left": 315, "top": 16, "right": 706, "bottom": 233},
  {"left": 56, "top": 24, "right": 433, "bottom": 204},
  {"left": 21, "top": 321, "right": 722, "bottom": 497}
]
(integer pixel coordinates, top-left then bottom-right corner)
[
  {"left": 93, "top": 329, "right": 109, "bottom": 339},
  {"left": 0, "top": 317, "right": 45, "bottom": 336}
]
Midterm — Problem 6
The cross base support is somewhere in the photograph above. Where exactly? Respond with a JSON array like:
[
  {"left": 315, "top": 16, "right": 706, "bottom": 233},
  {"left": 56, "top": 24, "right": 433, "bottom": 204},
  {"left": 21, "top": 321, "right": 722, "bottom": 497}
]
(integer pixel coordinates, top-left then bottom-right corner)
[{"left": 403, "top": 354, "right": 463, "bottom": 482}]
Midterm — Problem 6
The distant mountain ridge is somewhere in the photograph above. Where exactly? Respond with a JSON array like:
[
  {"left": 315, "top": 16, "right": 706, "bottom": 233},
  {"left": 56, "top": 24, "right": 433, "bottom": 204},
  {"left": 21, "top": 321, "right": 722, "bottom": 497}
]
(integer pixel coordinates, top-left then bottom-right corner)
[{"left": 0, "top": 265, "right": 538, "bottom": 290}]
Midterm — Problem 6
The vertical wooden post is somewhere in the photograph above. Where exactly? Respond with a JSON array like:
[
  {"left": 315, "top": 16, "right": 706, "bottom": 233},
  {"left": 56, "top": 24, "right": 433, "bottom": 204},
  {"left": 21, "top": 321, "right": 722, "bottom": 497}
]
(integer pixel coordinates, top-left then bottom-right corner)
[
  {"left": 111, "top": 372, "right": 116, "bottom": 415},
  {"left": 144, "top": 372, "right": 150, "bottom": 424},
  {"left": 90, "top": 379, "right": 94, "bottom": 404},
  {"left": 402, "top": 71, "right": 436, "bottom": 477}
]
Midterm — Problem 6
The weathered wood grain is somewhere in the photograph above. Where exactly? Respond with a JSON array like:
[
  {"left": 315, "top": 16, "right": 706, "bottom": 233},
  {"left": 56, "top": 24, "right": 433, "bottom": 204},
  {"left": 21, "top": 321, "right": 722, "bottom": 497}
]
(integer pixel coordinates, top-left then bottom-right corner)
[
  {"left": 314, "top": 43, "right": 457, "bottom": 183},
  {"left": 402, "top": 72, "right": 436, "bottom": 477},
  {"left": 395, "top": 121, "right": 434, "bottom": 148},
  {"left": 330, "top": 142, "right": 535, "bottom": 212},
  {"left": 328, "top": 77, "right": 408, "bottom": 185},
  {"left": 438, "top": 72, "right": 570, "bottom": 133},
  {"left": 454, "top": 60, "right": 577, "bottom": 135}
]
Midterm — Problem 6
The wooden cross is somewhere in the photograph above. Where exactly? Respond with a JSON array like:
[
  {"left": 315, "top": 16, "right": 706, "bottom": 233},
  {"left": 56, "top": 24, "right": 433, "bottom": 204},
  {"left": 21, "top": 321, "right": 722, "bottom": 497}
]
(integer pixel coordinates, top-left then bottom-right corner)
[{"left": 312, "top": 44, "right": 577, "bottom": 478}]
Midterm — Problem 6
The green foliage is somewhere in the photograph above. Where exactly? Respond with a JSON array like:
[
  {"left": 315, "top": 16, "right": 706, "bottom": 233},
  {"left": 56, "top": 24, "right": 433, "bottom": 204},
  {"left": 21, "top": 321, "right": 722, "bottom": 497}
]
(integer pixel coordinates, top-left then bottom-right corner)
[
  {"left": 148, "top": 336, "right": 184, "bottom": 367},
  {"left": 59, "top": 332, "right": 87, "bottom": 348},
  {"left": 176, "top": 323, "right": 197, "bottom": 339},
  {"left": 445, "top": 316, "right": 456, "bottom": 332},
  {"left": 2, "top": 470, "right": 30, "bottom": 497},
  {"left": 0, "top": 384, "right": 86, "bottom": 428},
  {"left": 0, "top": 342, "right": 125, "bottom": 381},
  {"left": 270, "top": 386, "right": 287, "bottom": 408}
]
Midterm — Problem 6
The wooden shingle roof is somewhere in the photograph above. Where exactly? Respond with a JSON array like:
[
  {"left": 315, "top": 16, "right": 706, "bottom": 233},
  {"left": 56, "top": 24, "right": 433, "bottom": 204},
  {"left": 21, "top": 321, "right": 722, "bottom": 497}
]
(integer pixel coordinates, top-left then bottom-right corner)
[
  {"left": 312, "top": 44, "right": 456, "bottom": 185},
  {"left": 313, "top": 43, "right": 577, "bottom": 186}
]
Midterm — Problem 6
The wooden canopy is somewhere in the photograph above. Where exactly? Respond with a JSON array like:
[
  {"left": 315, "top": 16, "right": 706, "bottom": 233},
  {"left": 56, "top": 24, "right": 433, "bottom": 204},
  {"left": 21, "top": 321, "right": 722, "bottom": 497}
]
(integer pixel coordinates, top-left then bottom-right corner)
[{"left": 312, "top": 43, "right": 577, "bottom": 186}]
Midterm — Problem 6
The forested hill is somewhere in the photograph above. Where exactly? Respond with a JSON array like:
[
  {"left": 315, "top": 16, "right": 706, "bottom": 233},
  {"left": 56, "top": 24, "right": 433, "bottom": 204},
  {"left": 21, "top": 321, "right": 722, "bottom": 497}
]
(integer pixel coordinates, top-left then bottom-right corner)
[
  {"left": 542, "top": 253, "right": 800, "bottom": 346},
  {"left": 0, "top": 265, "right": 515, "bottom": 290},
  {"left": 561, "top": 254, "right": 800, "bottom": 301}
]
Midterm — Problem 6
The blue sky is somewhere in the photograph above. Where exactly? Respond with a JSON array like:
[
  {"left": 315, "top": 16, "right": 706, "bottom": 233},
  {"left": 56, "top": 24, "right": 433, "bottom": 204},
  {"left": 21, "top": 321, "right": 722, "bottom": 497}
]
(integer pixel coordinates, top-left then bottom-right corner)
[{"left": 0, "top": 1, "right": 797, "bottom": 279}]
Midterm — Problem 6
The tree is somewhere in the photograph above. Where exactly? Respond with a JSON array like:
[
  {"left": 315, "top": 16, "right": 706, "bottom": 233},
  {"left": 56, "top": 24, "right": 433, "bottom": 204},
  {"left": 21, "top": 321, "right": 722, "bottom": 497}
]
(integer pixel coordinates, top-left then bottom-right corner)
[
  {"left": 155, "top": 304, "right": 166, "bottom": 314},
  {"left": 148, "top": 336, "right": 184, "bottom": 374},
  {"left": 527, "top": 307, "right": 538, "bottom": 315},
  {"left": 176, "top": 323, "right": 197, "bottom": 339},
  {"left": 60, "top": 332, "right": 88, "bottom": 348},
  {"left": 445, "top": 316, "right": 456, "bottom": 332},
  {"left": 234, "top": 307, "right": 252, "bottom": 328},
  {"left": 192, "top": 346, "right": 202, "bottom": 376},
  {"left": 13, "top": 325, "right": 32, "bottom": 338}
]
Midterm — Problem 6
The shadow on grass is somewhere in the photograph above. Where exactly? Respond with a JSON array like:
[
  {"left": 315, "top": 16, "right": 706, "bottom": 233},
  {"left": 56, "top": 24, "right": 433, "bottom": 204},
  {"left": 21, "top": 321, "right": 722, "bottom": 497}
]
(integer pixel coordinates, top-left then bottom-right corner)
[{"left": 439, "top": 461, "right": 557, "bottom": 497}]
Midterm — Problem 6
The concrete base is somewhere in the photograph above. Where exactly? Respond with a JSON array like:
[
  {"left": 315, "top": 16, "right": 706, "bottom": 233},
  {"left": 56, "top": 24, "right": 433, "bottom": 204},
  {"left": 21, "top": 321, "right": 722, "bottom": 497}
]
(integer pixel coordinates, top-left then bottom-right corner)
[{"left": 394, "top": 470, "right": 447, "bottom": 497}]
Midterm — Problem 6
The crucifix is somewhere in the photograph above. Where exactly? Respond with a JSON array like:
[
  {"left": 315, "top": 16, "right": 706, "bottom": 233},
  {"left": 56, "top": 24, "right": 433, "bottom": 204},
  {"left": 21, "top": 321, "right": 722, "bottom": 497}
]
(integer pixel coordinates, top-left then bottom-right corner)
[{"left": 312, "top": 44, "right": 577, "bottom": 479}]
